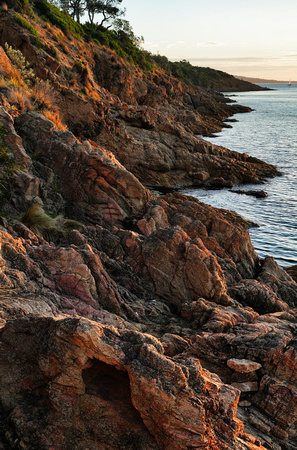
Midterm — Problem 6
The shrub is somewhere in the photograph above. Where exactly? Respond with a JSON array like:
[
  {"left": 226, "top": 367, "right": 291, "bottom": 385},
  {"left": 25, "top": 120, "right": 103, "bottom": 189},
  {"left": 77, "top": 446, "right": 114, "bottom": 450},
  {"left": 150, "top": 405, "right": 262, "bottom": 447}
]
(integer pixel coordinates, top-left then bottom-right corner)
[
  {"left": 21, "top": 203, "right": 58, "bottom": 235},
  {"left": 7, "top": 0, "right": 33, "bottom": 14},
  {"left": 33, "top": 0, "right": 84, "bottom": 39},
  {"left": 31, "top": 80, "right": 58, "bottom": 111},
  {"left": 9, "top": 87, "right": 33, "bottom": 112},
  {"left": 13, "top": 13, "right": 42, "bottom": 48},
  {"left": 0, "top": 47, "right": 24, "bottom": 88},
  {"left": 0, "top": 126, "right": 19, "bottom": 201},
  {"left": 164, "top": 59, "right": 232, "bottom": 89},
  {"left": 4, "top": 43, "right": 38, "bottom": 86}
]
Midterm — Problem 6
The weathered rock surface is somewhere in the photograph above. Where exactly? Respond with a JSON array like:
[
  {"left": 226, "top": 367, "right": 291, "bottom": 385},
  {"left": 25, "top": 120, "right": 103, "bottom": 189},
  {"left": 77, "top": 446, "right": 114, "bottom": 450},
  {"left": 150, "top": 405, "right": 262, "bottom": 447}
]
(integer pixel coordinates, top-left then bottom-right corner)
[
  {"left": 231, "top": 189, "right": 269, "bottom": 198},
  {"left": 0, "top": 10, "right": 296, "bottom": 450},
  {"left": 227, "top": 359, "right": 262, "bottom": 373},
  {"left": 0, "top": 10, "right": 281, "bottom": 190},
  {"left": 0, "top": 111, "right": 295, "bottom": 447},
  {"left": 0, "top": 315, "right": 266, "bottom": 450},
  {"left": 15, "top": 112, "right": 151, "bottom": 226}
]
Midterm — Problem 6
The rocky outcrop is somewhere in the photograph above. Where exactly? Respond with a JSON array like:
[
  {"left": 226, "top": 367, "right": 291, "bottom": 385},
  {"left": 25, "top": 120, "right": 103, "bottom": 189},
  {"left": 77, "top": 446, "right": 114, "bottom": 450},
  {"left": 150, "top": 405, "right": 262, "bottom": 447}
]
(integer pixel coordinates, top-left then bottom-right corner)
[
  {"left": 0, "top": 315, "right": 268, "bottom": 450},
  {"left": 0, "top": 10, "right": 281, "bottom": 190},
  {"left": 1, "top": 110, "right": 295, "bottom": 447},
  {"left": 0, "top": 9, "right": 296, "bottom": 450},
  {"left": 0, "top": 113, "right": 296, "bottom": 448},
  {"left": 231, "top": 189, "right": 268, "bottom": 198},
  {"left": 15, "top": 112, "right": 151, "bottom": 226},
  {"left": 191, "top": 314, "right": 297, "bottom": 445}
]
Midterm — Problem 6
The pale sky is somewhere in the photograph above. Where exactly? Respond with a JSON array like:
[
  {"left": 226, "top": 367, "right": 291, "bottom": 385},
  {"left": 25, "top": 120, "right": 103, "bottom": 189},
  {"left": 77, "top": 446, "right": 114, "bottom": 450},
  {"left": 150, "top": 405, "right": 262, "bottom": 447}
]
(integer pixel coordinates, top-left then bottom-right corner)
[{"left": 123, "top": 0, "right": 297, "bottom": 81}]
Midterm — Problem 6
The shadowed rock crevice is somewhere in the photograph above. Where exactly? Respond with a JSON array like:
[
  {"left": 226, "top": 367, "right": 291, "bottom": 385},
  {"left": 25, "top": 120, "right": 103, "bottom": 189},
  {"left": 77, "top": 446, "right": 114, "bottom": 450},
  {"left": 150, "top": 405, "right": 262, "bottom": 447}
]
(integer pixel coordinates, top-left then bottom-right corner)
[{"left": 82, "top": 359, "right": 160, "bottom": 449}]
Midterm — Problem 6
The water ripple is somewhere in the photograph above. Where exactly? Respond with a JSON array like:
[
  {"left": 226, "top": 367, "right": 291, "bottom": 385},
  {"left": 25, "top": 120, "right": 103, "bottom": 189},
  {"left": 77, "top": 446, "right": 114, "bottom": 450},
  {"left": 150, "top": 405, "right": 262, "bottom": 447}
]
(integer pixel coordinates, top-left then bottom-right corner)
[{"left": 182, "top": 84, "right": 297, "bottom": 267}]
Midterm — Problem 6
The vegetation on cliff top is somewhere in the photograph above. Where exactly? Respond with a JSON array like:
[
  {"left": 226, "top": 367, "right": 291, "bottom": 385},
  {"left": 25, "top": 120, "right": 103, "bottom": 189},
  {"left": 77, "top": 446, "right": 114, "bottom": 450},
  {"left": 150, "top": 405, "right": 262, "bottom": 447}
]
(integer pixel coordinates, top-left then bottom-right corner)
[{"left": 7, "top": 0, "right": 260, "bottom": 90}]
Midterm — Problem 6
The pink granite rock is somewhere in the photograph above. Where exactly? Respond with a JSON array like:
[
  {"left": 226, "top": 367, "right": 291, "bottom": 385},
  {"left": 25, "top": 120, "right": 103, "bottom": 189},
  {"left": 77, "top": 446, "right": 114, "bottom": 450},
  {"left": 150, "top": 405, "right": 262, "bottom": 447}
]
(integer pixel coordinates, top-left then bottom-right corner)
[{"left": 227, "top": 359, "right": 262, "bottom": 374}]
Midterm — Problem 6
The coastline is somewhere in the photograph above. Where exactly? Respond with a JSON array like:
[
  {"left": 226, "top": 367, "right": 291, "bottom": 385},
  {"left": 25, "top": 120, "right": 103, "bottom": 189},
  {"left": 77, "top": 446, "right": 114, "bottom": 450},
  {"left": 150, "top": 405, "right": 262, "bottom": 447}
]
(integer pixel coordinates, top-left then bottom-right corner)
[{"left": 0, "top": 7, "right": 297, "bottom": 450}]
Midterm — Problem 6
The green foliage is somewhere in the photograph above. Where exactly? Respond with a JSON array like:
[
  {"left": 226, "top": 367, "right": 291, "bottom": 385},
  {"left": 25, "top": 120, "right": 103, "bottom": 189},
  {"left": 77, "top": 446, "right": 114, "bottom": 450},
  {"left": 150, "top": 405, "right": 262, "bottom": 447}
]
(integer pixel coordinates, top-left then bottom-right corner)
[
  {"left": 17, "top": 0, "right": 29, "bottom": 9},
  {"left": 44, "top": 43, "right": 58, "bottom": 58},
  {"left": 21, "top": 203, "right": 82, "bottom": 239},
  {"left": 84, "top": 23, "right": 125, "bottom": 55},
  {"left": 84, "top": 24, "right": 154, "bottom": 70},
  {"left": 0, "top": 126, "right": 18, "bottom": 202},
  {"left": 13, "top": 13, "right": 42, "bottom": 48},
  {"left": 115, "top": 32, "right": 152, "bottom": 70},
  {"left": 151, "top": 54, "right": 171, "bottom": 73},
  {"left": 21, "top": 203, "right": 59, "bottom": 235},
  {"left": 34, "top": 0, "right": 84, "bottom": 38},
  {"left": 151, "top": 57, "right": 234, "bottom": 90},
  {"left": 32, "top": 0, "right": 153, "bottom": 70},
  {"left": 8, "top": 0, "right": 33, "bottom": 14},
  {"left": 4, "top": 42, "right": 38, "bottom": 86}
]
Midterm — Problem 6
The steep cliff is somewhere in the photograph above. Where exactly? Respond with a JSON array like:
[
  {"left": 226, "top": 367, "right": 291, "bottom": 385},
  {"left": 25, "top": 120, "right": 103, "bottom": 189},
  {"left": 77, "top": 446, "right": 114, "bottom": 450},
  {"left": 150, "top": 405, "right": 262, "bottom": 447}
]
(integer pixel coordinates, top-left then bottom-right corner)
[
  {"left": 0, "top": 8, "right": 280, "bottom": 190},
  {"left": 0, "top": 5, "right": 295, "bottom": 450}
]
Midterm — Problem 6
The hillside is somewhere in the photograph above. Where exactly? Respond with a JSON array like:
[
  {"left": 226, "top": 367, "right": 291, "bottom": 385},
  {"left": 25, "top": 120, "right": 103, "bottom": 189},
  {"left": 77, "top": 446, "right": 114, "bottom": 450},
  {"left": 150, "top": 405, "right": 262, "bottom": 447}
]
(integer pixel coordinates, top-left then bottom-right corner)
[
  {"left": 0, "top": 3, "right": 297, "bottom": 450},
  {"left": 151, "top": 57, "right": 268, "bottom": 92},
  {"left": 238, "top": 75, "right": 296, "bottom": 84}
]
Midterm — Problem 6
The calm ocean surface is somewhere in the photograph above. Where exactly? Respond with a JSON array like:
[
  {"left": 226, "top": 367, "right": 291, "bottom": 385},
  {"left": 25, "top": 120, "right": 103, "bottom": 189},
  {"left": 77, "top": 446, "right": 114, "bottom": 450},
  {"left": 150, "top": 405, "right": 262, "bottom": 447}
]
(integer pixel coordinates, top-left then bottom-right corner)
[{"left": 182, "top": 83, "right": 297, "bottom": 267}]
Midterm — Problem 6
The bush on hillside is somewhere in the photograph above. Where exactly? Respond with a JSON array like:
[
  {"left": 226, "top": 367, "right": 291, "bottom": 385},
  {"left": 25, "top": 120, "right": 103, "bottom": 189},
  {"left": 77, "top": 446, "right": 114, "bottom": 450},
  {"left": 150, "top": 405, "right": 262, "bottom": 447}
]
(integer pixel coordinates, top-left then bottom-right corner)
[
  {"left": 4, "top": 43, "right": 38, "bottom": 86},
  {"left": 0, "top": 126, "right": 19, "bottom": 202},
  {"left": 34, "top": 0, "right": 84, "bottom": 38},
  {"left": 33, "top": 0, "right": 155, "bottom": 70},
  {"left": 13, "top": 13, "right": 42, "bottom": 47}
]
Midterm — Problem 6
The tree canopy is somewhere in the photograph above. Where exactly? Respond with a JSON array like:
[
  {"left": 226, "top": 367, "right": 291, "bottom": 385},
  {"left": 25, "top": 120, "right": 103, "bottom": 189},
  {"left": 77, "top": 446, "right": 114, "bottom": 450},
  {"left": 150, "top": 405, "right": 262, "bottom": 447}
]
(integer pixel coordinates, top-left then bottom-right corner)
[{"left": 59, "top": 0, "right": 124, "bottom": 26}]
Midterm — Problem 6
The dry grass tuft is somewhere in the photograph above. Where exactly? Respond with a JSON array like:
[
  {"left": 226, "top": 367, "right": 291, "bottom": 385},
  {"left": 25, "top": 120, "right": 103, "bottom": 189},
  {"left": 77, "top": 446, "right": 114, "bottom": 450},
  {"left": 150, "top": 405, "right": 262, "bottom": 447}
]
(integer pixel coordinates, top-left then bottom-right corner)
[
  {"left": 0, "top": 47, "right": 12, "bottom": 77},
  {"left": 9, "top": 87, "right": 32, "bottom": 112},
  {"left": 21, "top": 203, "right": 58, "bottom": 235},
  {"left": 21, "top": 204, "right": 82, "bottom": 240},
  {"left": 42, "top": 110, "right": 67, "bottom": 130},
  {"left": 31, "top": 80, "right": 58, "bottom": 112},
  {"left": 0, "top": 47, "right": 25, "bottom": 88}
]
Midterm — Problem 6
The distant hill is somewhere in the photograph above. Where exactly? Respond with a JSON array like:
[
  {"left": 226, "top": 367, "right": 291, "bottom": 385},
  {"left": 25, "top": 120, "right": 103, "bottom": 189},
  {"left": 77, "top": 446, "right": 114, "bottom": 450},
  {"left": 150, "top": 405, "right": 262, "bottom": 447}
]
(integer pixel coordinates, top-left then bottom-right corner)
[
  {"left": 237, "top": 76, "right": 296, "bottom": 84},
  {"left": 154, "top": 58, "right": 267, "bottom": 92}
]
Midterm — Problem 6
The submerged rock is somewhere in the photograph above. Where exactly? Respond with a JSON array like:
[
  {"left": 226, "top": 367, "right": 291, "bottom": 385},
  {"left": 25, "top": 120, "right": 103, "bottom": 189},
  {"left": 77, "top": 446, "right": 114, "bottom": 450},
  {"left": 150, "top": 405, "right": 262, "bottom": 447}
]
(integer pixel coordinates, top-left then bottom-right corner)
[{"left": 231, "top": 189, "right": 269, "bottom": 198}]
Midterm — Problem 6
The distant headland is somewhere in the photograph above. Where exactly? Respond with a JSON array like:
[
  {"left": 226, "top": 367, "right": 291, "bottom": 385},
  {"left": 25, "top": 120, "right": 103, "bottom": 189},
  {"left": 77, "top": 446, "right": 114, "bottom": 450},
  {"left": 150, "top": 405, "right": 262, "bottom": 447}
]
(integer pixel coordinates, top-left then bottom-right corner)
[{"left": 237, "top": 75, "right": 297, "bottom": 84}]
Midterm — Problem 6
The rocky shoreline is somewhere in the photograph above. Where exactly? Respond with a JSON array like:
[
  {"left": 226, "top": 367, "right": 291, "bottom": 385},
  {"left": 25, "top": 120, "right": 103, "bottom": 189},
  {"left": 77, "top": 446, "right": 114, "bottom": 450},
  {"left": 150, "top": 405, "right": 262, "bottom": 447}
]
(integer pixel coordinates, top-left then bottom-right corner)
[{"left": 0, "top": 6, "right": 296, "bottom": 450}]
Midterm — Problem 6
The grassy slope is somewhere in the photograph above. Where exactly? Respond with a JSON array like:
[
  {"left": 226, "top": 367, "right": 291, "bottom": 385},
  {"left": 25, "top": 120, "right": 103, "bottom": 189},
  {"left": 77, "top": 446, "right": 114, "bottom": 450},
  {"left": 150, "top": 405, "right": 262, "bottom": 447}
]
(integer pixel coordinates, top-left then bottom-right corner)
[{"left": 18, "top": 0, "right": 262, "bottom": 92}]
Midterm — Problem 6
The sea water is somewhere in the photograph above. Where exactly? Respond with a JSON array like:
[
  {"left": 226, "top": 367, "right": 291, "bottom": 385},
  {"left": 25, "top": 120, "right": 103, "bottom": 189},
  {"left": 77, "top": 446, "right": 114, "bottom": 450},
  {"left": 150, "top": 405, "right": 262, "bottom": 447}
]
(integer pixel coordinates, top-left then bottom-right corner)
[{"left": 182, "top": 83, "right": 297, "bottom": 267}]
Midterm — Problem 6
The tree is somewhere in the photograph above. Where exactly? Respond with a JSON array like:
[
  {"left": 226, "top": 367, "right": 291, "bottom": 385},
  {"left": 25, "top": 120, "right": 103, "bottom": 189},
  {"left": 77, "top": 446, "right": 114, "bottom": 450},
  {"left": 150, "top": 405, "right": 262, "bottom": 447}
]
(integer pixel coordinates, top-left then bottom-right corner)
[
  {"left": 85, "top": 0, "right": 97, "bottom": 25},
  {"left": 112, "top": 18, "right": 143, "bottom": 46},
  {"left": 60, "top": 0, "right": 85, "bottom": 23},
  {"left": 85, "top": 0, "right": 124, "bottom": 27},
  {"left": 60, "top": 0, "right": 124, "bottom": 26}
]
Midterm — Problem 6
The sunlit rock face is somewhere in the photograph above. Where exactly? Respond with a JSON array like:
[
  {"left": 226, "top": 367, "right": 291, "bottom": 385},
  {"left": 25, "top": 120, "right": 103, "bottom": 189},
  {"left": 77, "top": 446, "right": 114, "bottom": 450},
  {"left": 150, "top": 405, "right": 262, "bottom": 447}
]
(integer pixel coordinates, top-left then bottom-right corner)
[
  {"left": 0, "top": 316, "right": 267, "bottom": 450},
  {"left": 0, "top": 12, "right": 295, "bottom": 448},
  {"left": 14, "top": 112, "right": 151, "bottom": 227},
  {"left": 0, "top": 111, "right": 296, "bottom": 448}
]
